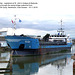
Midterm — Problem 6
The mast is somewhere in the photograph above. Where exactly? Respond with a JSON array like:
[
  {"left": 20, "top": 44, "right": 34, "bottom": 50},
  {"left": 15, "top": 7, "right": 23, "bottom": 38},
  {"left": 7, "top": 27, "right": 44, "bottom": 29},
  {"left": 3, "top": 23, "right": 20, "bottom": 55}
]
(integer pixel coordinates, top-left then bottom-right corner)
[
  {"left": 60, "top": 19, "right": 63, "bottom": 30},
  {"left": 14, "top": 15, "right": 16, "bottom": 30},
  {"left": 11, "top": 15, "right": 21, "bottom": 35},
  {"left": 13, "top": 15, "right": 16, "bottom": 35},
  {"left": 57, "top": 19, "right": 64, "bottom": 35}
]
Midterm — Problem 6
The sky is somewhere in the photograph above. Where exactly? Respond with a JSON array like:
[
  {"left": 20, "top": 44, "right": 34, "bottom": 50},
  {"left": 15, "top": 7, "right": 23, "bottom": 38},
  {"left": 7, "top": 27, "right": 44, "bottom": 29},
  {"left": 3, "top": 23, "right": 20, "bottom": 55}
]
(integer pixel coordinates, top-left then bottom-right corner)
[{"left": 0, "top": 0, "right": 75, "bottom": 38}]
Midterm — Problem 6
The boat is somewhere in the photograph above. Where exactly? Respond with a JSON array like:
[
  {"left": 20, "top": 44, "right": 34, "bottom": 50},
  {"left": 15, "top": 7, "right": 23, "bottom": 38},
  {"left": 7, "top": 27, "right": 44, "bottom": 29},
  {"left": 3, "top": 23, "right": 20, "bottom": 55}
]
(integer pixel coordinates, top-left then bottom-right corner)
[
  {"left": 5, "top": 19, "right": 72, "bottom": 56},
  {"left": 39, "top": 20, "right": 72, "bottom": 54}
]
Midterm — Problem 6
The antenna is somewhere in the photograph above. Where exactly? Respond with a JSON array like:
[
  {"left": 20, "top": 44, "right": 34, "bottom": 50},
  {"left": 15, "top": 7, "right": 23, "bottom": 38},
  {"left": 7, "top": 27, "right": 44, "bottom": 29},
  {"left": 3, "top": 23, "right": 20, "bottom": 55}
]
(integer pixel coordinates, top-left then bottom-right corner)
[
  {"left": 59, "top": 19, "right": 64, "bottom": 31},
  {"left": 60, "top": 19, "right": 63, "bottom": 30},
  {"left": 57, "top": 19, "right": 64, "bottom": 35}
]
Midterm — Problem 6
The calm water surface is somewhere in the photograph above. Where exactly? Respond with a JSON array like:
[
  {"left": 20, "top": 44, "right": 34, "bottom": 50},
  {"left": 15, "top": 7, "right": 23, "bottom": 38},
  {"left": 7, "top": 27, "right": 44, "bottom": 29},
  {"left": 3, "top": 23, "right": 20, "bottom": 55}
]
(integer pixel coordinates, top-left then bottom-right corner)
[
  {"left": 12, "top": 54, "right": 73, "bottom": 75},
  {"left": 1, "top": 45, "right": 75, "bottom": 75}
]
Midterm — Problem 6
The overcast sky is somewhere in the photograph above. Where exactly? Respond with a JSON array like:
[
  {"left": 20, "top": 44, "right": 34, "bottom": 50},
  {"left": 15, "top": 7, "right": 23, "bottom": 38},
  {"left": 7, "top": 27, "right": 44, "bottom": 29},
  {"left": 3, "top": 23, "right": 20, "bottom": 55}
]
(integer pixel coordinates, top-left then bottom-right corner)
[{"left": 0, "top": 0, "right": 75, "bottom": 37}]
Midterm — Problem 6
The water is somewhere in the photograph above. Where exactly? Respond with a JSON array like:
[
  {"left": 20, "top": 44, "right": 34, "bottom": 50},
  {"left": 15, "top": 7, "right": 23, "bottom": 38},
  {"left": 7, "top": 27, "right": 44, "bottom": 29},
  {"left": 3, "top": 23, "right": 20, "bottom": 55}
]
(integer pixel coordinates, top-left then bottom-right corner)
[
  {"left": 0, "top": 45, "right": 75, "bottom": 75},
  {"left": 12, "top": 54, "right": 73, "bottom": 75}
]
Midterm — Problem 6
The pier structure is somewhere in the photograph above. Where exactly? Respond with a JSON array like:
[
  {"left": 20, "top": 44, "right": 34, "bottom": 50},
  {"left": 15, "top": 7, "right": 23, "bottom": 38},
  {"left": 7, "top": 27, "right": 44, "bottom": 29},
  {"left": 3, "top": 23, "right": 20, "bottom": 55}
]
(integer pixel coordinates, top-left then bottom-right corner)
[{"left": 0, "top": 52, "right": 12, "bottom": 75}]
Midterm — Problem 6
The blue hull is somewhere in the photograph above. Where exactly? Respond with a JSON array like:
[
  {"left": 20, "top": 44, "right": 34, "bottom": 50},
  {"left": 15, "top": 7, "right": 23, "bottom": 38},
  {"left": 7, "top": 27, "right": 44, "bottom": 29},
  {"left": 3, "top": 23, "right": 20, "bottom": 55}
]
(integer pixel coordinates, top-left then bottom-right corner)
[
  {"left": 5, "top": 36, "right": 72, "bottom": 50},
  {"left": 40, "top": 43, "right": 72, "bottom": 49},
  {"left": 5, "top": 35, "right": 72, "bottom": 56},
  {"left": 5, "top": 35, "right": 39, "bottom": 49}
]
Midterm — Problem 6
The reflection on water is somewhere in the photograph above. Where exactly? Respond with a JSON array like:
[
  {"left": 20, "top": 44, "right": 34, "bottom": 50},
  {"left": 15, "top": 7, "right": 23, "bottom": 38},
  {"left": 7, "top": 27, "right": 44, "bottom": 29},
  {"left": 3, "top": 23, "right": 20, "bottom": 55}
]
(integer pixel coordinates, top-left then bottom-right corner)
[
  {"left": 0, "top": 45, "right": 75, "bottom": 75},
  {"left": 11, "top": 53, "right": 73, "bottom": 75}
]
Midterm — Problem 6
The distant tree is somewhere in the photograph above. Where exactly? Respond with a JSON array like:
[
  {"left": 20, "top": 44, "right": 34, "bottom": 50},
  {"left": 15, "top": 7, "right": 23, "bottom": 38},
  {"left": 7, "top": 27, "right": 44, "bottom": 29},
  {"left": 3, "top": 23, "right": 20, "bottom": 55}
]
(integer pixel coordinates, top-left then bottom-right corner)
[{"left": 43, "top": 34, "right": 50, "bottom": 41}]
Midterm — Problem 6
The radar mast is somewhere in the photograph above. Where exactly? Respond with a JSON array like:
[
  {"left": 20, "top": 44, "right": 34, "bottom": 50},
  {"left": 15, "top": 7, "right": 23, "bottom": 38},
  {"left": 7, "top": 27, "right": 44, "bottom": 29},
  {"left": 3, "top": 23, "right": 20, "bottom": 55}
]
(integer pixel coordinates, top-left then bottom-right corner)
[{"left": 57, "top": 19, "right": 64, "bottom": 35}]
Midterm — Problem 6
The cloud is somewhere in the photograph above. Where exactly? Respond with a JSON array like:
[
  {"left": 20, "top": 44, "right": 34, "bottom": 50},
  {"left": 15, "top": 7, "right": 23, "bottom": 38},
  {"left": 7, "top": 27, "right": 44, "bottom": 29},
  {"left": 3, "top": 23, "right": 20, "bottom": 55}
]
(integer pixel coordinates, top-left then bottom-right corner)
[
  {"left": 0, "top": 17, "right": 75, "bottom": 32},
  {"left": 7, "top": 28, "right": 50, "bottom": 37},
  {"left": 0, "top": 0, "right": 75, "bottom": 36}
]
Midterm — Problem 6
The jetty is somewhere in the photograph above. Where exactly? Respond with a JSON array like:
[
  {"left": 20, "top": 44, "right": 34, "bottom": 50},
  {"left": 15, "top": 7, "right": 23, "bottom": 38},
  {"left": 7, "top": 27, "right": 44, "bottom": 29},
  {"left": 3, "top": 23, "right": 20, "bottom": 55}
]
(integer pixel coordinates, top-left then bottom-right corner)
[{"left": 0, "top": 52, "right": 12, "bottom": 74}]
